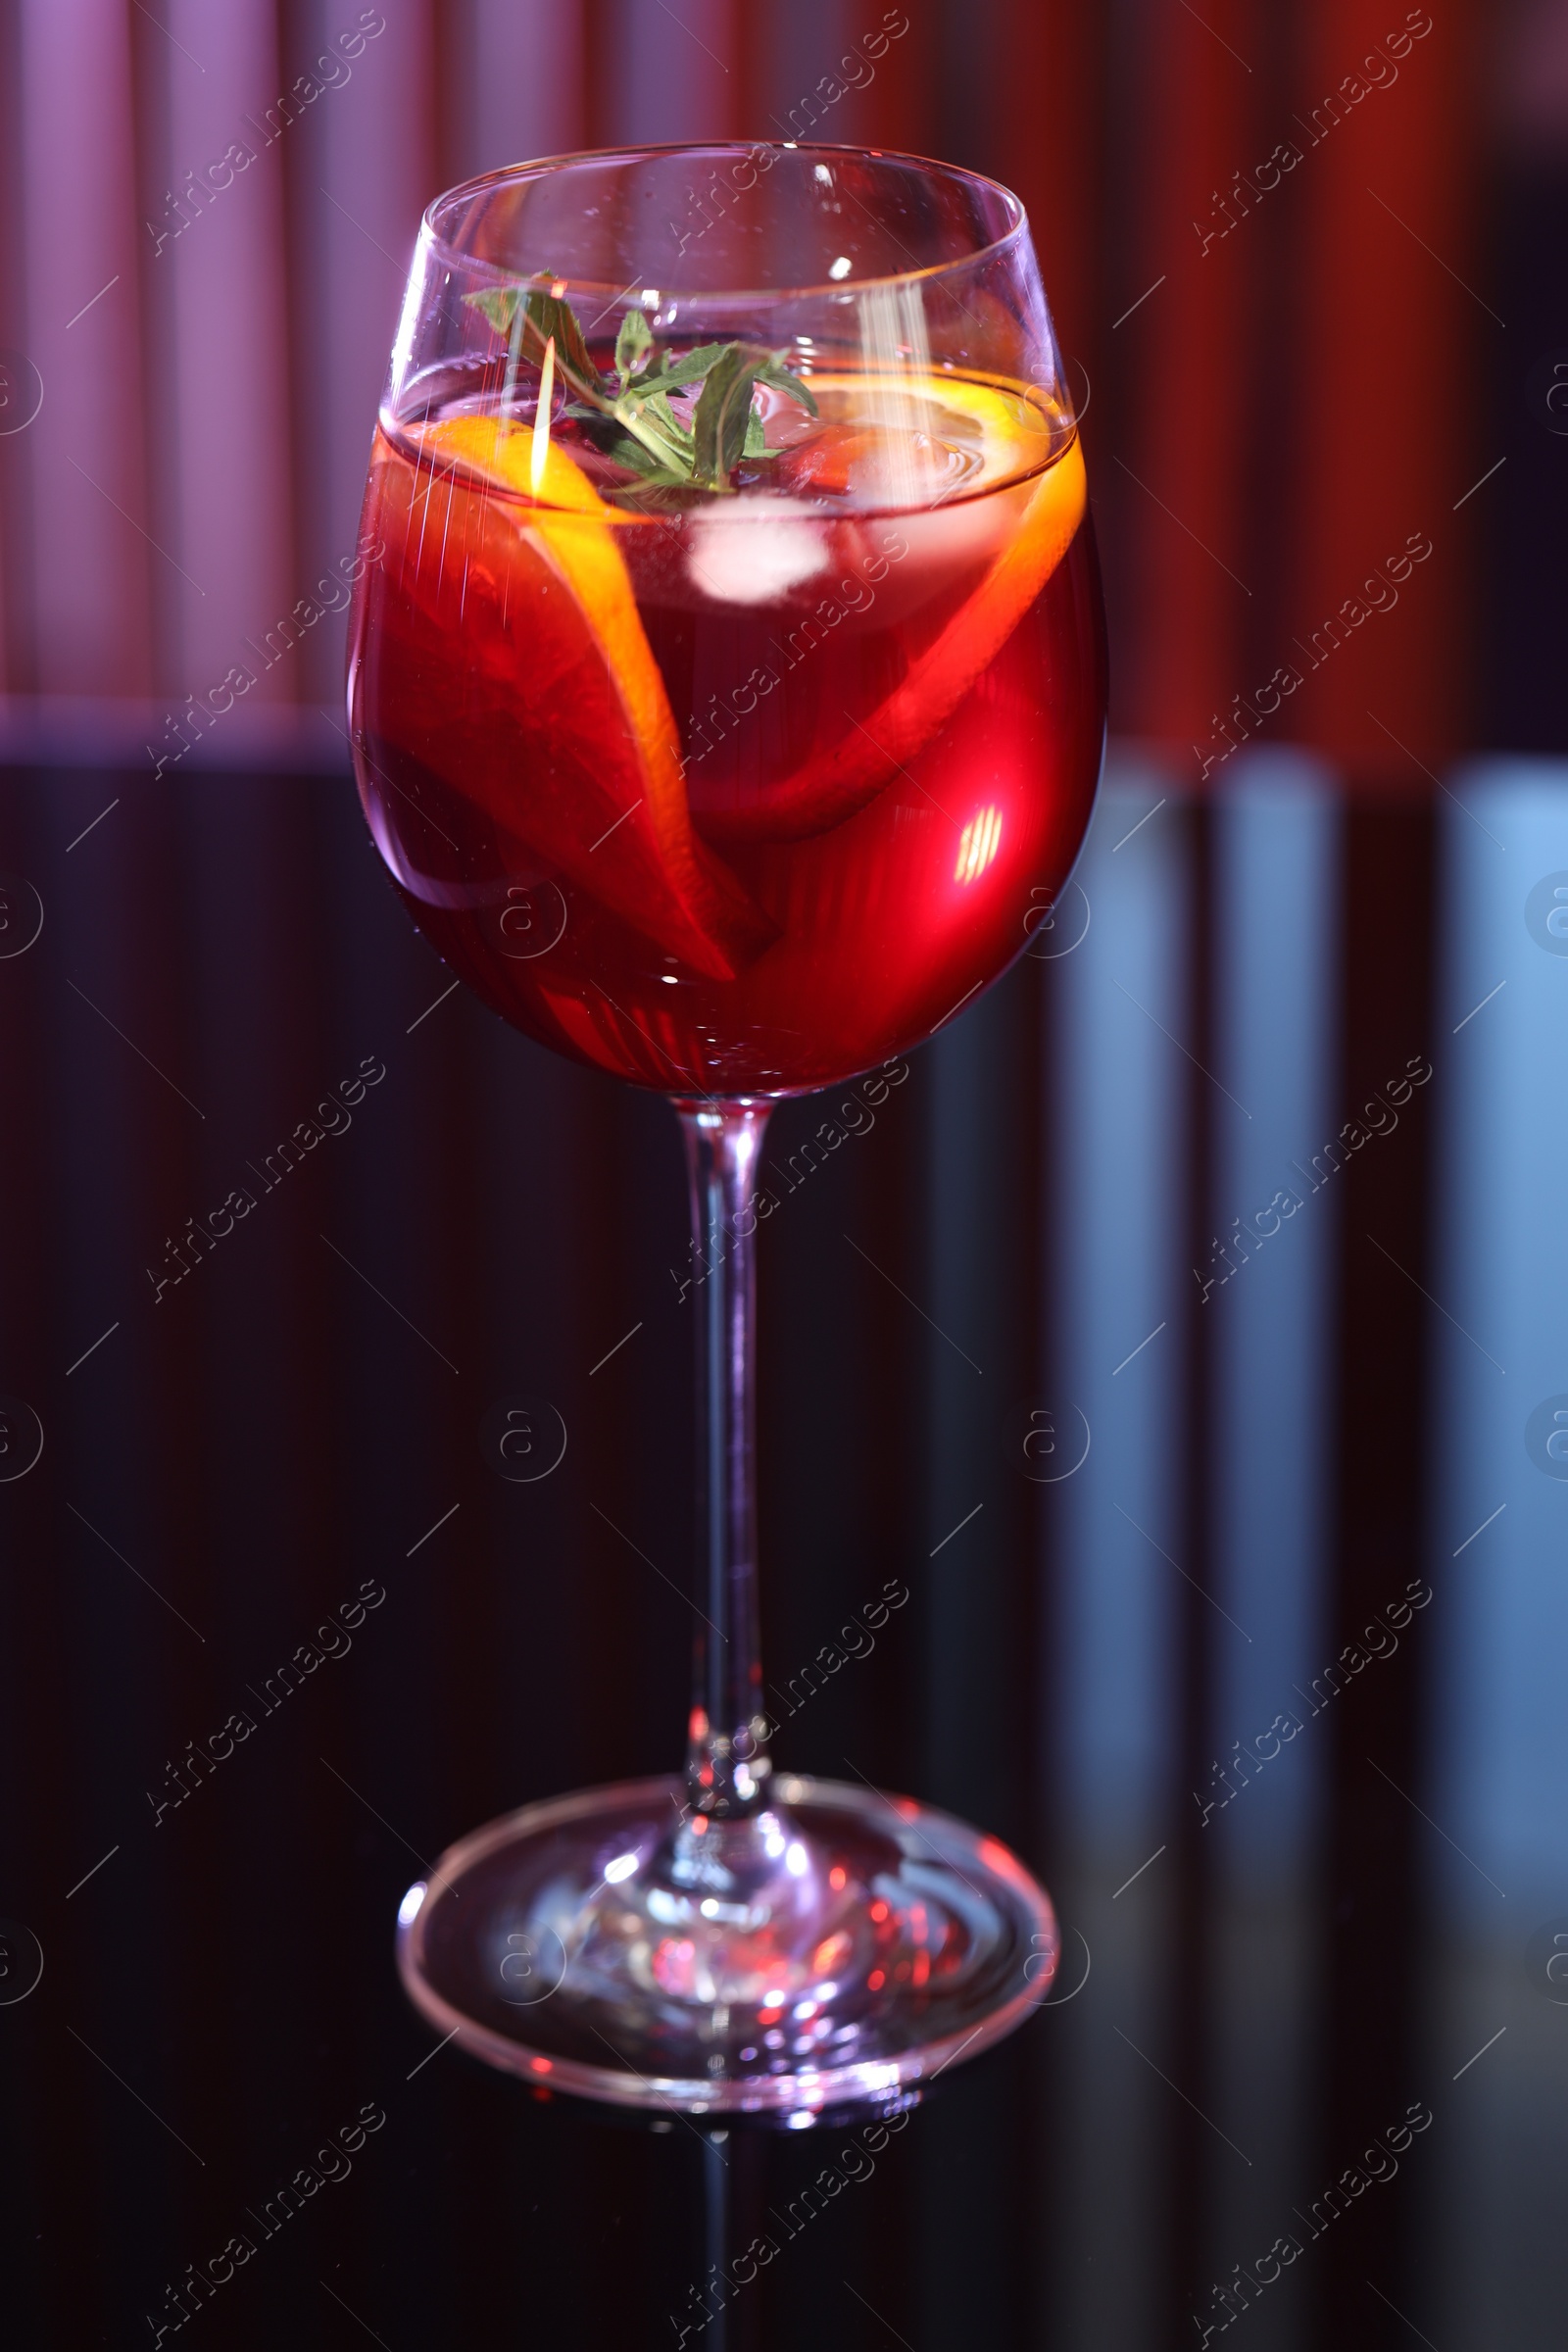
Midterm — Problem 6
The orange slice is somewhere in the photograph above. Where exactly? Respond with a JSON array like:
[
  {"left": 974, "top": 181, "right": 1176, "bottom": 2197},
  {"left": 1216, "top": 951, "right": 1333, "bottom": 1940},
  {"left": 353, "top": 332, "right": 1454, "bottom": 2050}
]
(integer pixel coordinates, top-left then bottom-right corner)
[
  {"left": 366, "top": 414, "right": 771, "bottom": 980},
  {"left": 700, "top": 379, "right": 1088, "bottom": 842}
]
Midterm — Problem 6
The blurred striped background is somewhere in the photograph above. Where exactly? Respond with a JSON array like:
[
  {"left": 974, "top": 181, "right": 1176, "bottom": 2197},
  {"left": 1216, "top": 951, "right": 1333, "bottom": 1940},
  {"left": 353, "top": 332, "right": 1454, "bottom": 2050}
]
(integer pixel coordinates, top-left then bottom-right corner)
[
  {"left": 2, "top": 3, "right": 1567, "bottom": 2342},
  {"left": 4, "top": 0, "right": 1553, "bottom": 771}
]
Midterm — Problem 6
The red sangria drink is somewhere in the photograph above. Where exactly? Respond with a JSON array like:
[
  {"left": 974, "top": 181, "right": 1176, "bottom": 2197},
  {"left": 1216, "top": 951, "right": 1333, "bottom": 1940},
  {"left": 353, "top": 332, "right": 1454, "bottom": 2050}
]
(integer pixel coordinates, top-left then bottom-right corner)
[
  {"left": 350, "top": 327, "right": 1103, "bottom": 1093},
  {"left": 369, "top": 145, "right": 1106, "bottom": 2117}
]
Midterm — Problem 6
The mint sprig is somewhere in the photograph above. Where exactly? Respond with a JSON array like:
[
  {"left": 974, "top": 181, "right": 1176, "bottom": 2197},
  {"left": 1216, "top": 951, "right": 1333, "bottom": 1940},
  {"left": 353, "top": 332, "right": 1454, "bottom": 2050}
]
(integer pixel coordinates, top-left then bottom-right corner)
[
  {"left": 463, "top": 284, "right": 817, "bottom": 492},
  {"left": 614, "top": 308, "right": 654, "bottom": 380}
]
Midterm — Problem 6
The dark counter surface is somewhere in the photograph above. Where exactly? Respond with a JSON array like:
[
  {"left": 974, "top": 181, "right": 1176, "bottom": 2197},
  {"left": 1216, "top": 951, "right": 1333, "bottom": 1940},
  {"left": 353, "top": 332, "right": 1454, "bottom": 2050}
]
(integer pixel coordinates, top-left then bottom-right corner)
[{"left": 0, "top": 752, "right": 1562, "bottom": 2349}]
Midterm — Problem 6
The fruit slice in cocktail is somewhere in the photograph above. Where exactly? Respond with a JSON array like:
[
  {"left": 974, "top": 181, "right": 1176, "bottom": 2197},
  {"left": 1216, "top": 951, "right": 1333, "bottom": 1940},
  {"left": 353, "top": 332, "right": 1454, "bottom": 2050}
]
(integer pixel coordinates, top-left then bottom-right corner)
[{"left": 350, "top": 337, "right": 1104, "bottom": 1094}]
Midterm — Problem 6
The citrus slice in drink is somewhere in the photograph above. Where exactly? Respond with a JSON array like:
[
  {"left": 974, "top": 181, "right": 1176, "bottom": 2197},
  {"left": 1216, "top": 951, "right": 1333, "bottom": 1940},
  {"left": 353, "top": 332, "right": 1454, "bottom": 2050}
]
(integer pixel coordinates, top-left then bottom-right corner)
[
  {"left": 699, "top": 376, "right": 1087, "bottom": 842},
  {"left": 362, "top": 413, "right": 771, "bottom": 980}
]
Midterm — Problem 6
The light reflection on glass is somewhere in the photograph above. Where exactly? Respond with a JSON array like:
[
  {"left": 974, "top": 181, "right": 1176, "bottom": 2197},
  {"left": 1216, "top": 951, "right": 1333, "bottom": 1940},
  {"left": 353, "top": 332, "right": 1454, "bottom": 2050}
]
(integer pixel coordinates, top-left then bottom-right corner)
[{"left": 955, "top": 805, "right": 1003, "bottom": 883}]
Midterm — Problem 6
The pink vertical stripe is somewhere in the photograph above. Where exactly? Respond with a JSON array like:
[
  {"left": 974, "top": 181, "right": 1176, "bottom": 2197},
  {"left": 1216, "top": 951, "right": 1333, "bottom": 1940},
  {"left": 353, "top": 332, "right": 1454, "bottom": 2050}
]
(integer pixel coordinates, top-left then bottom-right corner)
[
  {"left": 467, "top": 0, "right": 587, "bottom": 172},
  {"left": 153, "top": 0, "right": 295, "bottom": 699},
  {"left": 613, "top": 0, "right": 737, "bottom": 144},
  {"left": 21, "top": 0, "right": 152, "bottom": 695},
  {"left": 296, "top": 0, "right": 436, "bottom": 705}
]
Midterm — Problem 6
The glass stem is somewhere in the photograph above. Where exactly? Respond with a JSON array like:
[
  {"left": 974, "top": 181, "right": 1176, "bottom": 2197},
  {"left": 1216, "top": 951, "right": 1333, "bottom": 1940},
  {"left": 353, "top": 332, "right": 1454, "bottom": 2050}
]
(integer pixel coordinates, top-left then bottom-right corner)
[{"left": 674, "top": 1097, "right": 773, "bottom": 1822}]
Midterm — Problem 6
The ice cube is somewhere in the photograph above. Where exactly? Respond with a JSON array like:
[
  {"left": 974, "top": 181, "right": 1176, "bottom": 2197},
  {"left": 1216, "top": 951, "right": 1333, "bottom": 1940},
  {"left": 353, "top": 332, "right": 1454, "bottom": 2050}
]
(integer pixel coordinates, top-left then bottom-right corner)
[{"left": 688, "top": 499, "right": 830, "bottom": 605}]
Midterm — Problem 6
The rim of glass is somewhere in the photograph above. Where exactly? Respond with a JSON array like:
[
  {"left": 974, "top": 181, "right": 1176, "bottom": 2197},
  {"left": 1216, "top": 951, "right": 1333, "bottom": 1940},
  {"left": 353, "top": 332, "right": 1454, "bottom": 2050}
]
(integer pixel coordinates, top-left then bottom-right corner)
[{"left": 422, "top": 140, "right": 1032, "bottom": 307}]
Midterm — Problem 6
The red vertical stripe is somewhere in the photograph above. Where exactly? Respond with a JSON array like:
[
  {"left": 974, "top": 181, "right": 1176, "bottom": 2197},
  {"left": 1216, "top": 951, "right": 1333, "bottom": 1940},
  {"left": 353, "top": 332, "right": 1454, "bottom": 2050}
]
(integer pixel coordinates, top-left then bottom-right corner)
[
  {"left": 840, "top": 6, "right": 939, "bottom": 159},
  {"left": 993, "top": 0, "right": 1104, "bottom": 376},
  {"left": 1286, "top": 1, "right": 1478, "bottom": 773},
  {"left": 1121, "top": 0, "right": 1258, "bottom": 748}
]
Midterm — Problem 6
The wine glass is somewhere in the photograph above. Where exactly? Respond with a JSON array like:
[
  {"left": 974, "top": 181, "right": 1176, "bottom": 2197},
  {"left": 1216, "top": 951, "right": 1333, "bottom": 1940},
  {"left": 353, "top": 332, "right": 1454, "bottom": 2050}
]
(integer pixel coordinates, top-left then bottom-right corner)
[{"left": 350, "top": 141, "right": 1106, "bottom": 2114}]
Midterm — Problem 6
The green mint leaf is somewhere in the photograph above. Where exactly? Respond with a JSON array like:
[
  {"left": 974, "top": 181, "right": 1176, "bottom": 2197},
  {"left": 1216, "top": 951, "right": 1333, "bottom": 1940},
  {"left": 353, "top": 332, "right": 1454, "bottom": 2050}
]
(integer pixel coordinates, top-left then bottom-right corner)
[
  {"left": 523, "top": 288, "right": 603, "bottom": 395},
  {"left": 465, "top": 288, "right": 517, "bottom": 338},
  {"left": 613, "top": 385, "right": 697, "bottom": 475},
  {"left": 693, "top": 347, "right": 764, "bottom": 489},
  {"left": 619, "top": 465, "right": 695, "bottom": 491},
  {"left": 615, "top": 309, "right": 656, "bottom": 382},
  {"left": 629, "top": 341, "right": 731, "bottom": 398},
  {"left": 558, "top": 410, "right": 653, "bottom": 469},
  {"left": 464, "top": 286, "right": 818, "bottom": 488},
  {"left": 462, "top": 281, "right": 606, "bottom": 403},
  {"left": 551, "top": 400, "right": 680, "bottom": 475},
  {"left": 603, "top": 433, "right": 667, "bottom": 478},
  {"left": 642, "top": 390, "right": 695, "bottom": 446},
  {"left": 756, "top": 352, "right": 818, "bottom": 416}
]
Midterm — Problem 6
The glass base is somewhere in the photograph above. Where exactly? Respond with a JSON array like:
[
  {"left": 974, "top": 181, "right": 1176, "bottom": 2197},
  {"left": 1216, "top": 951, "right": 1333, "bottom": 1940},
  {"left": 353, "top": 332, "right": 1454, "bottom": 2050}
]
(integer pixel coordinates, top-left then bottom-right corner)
[{"left": 396, "top": 1772, "right": 1057, "bottom": 2116}]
